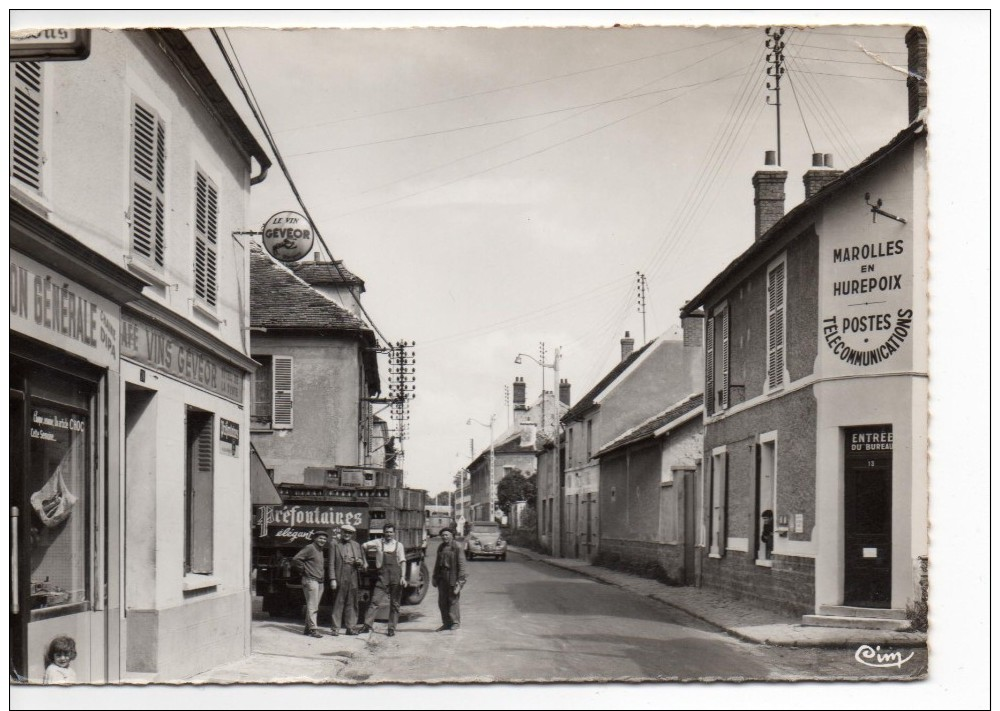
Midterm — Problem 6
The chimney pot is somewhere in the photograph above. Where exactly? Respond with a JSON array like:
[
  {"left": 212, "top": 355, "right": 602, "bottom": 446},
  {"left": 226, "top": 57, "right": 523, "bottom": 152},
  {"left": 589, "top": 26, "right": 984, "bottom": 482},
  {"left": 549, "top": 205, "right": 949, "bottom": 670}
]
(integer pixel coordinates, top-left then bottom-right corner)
[
  {"left": 811, "top": 153, "right": 824, "bottom": 167},
  {"left": 620, "top": 332, "right": 635, "bottom": 361},
  {"left": 314, "top": 251, "right": 321, "bottom": 262},
  {"left": 823, "top": 153, "right": 834, "bottom": 168},
  {"left": 752, "top": 164, "right": 787, "bottom": 241},
  {"left": 559, "top": 378, "right": 571, "bottom": 407},
  {"left": 803, "top": 152, "right": 844, "bottom": 200},
  {"left": 764, "top": 150, "right": 777, "bottom": 166},
  {"left": 905, "top": 27, "right": 928, "bottom": 123}
]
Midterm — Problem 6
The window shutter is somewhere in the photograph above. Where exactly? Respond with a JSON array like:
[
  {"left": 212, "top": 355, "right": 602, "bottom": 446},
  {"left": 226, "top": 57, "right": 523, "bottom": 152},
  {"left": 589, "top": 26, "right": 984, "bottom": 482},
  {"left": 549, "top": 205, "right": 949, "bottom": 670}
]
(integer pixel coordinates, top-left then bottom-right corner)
[
  {"left": 189, "top": 414, "right": 215, "bottom": 574},
  {"left": 11, "top": 62, "right": 43, "bottom": 192},
  {"left": 719, "top": 451, "right": 729, "bottom": 556},
  {"left": 194, "top": 172, "right": 219, "bottom": 306},
  {"left": 705, "top": 316, "right": 715, "bottom": 412},
  {"left": 130, "top": 102, "right": 166, "bottom": 267},
  {"left": 767, "top": 262, "right": 786, "bottom": 389},
  {"left": 272, "top": 356, "right": 293, "bottom": 429},
  {"left": 721, "top": 307, "right": 730, "bottom": 410}
]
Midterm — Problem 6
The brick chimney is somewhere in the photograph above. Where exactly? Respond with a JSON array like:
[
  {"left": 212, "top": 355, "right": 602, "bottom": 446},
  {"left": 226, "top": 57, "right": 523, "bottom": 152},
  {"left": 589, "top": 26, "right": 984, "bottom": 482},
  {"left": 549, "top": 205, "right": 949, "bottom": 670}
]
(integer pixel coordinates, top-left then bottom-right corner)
[
  {"left": 620, "top": 331, "right": 635, "bottom": 361},
  {"left": 803, "top": 152, "right": 844, "bottom": 199},
  {"left": 753, "top": 150, "right": 787, "bottom": 240},
  {"left": 682, "top": 312, "right": 703, "bottom": 348},
  {"left": 559, "top": 378, "right": 571, "bottom": 406},
  {"left": 512, "top": 376, "right": 527, "bottom": 412},
  {"left": 905, "top": 27, "right": 928, "bottom": 123}
]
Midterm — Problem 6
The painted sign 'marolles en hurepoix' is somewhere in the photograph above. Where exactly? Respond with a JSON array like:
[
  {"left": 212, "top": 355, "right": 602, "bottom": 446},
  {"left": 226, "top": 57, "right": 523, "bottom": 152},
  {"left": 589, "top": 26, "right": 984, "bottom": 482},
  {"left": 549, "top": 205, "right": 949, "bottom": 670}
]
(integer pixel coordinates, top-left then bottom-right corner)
[{"left": 822, "top": 236, "right": 913, "bottom": 368}]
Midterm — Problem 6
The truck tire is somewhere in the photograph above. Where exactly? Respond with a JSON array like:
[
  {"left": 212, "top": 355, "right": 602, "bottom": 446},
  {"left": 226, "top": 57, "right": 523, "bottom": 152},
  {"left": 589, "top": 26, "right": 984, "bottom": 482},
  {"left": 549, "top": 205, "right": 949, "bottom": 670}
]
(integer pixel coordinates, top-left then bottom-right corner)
[{"left": 403, "top": 561, "right": 429, "bottom": 605}]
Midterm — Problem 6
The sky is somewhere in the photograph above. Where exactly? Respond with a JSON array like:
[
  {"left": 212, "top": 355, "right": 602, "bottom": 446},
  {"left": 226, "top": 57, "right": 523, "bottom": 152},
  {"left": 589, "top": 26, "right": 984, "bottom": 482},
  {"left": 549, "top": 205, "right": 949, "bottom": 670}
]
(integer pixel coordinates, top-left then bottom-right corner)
[
  {"left": 192, "top": 20, "right": 916, "bottom": 498},
  {"left": 8, "top": 9, "right": 991, "bottom": 711}
]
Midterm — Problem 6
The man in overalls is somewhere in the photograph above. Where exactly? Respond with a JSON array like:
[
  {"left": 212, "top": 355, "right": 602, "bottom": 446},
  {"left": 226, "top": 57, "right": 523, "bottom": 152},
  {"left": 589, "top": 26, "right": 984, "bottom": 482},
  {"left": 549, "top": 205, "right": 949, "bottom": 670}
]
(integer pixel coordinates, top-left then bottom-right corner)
[
  {"left": 359, "top": 523, "right": 408, "bottom": 636},
  {"left": 330, "top": 524, "right": 366, "bottom": 635}
]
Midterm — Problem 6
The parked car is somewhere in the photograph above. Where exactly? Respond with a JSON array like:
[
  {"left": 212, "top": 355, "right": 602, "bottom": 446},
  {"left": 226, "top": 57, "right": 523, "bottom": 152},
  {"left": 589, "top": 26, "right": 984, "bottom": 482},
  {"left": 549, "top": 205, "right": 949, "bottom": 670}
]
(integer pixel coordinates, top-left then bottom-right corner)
[{"left": 464, "top": 521, "right": 507, "bottom": 561}]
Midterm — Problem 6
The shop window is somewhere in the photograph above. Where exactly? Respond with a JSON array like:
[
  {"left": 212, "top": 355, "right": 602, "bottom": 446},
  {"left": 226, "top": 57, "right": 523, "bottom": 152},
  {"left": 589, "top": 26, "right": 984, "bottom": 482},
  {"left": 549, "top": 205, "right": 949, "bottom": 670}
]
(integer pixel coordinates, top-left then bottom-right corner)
[
  {"left": 11, "top": 61, "right": 44, "bottom": 194},
  {"left": 767, "top": 257, "right": 787, "bottom": 390},
  {"left": 193, "top": 170, "right": 219, "bottom": 308},
  {"left": 185, "top": 409, "right": 215, "bottom": 575},
  {"left": 27, "top": 402, "right": 90, "bottom": 612},
  {"left": 709, "top": 448, "right": 728, "bottom": 557},
  {"left": 129, "top": 99, "right": 167, "bottom": 269}
]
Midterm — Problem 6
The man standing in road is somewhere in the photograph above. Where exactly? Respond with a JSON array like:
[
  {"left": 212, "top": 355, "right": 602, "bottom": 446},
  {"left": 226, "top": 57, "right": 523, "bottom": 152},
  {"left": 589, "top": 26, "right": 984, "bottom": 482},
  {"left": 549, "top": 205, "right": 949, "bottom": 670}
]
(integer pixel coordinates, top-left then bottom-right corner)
[
  {"left": 330, "top": 524, "right": 367, "bottom": 635},
  {"left": 432, "top": 527, "right": 467, "bottom": 631},
  {"left": 359, "top": 523, "right": 407, "bottom": 636},
  {"left": 292, "top": 530, "right": 329, "bottom": 638}
]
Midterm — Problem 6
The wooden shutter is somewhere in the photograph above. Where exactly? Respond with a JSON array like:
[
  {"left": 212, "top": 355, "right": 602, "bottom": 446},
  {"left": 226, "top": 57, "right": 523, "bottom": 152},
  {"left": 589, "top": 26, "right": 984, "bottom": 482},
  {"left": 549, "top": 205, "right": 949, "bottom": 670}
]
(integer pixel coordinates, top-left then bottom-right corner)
[
  {"left": 719, "top": 451, "right": 729, "bottom": 556},
  {"left": 11, "top": 62, "right": 43, "bottom": 192},
  {"left": 767, "top": 262, "right": 786, "bottom": 389},
  {"left": 194, "top": 171, "right": 219, "bottom": 307},
  {"left": 272, "top": 356, "right": 293, "bottom": 429},
  {"left": 721, "top": 307, "right": 730, "bottom": 410},
  {"left": 705, "top": 316, "right": 715, "bottom": 413},
  {"left": 188, "top": 413, "right": 215, "bottom": 574},
  {"left": 130, "top": 101, "right": 166, "bottom": 267}
]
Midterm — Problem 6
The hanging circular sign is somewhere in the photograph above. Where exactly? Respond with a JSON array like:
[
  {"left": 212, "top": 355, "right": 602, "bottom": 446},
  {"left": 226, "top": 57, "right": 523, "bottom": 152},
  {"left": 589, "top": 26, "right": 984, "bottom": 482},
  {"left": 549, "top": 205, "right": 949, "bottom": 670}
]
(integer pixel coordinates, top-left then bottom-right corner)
[{"left": 262, "top": 211, "right": 315, "bottom": 262}]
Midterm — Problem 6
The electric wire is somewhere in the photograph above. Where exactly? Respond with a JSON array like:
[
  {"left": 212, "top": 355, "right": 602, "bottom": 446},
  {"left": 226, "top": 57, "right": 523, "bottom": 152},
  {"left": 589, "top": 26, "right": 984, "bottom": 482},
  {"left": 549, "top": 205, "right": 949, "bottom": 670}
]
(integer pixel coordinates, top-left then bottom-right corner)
[
  {"left": 209, "top": 29, "right": 394, "bottom": 349},
  {"left": 789, "top": 69, "right": 906, "bottom": 82},
  {"left": 788, "top": 41, "right": 906, "bottom": 55},
  {"left": 784, "top": 49, "right": 863, "bottom": 165},
  {"left": 275, "top": 29, "right": 751, "bottom": 135}
]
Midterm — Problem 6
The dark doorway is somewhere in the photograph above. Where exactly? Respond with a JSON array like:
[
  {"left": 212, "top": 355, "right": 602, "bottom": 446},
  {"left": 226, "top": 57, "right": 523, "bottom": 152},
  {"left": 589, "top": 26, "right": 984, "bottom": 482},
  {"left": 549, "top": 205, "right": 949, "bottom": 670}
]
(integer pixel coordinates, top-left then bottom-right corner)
[
  {"left": 682, "top": 471, "right": 697, "bottom": 585},
  {"left": 843, "top": 426, "right": 893, "bottom": 608},
  {"left": 10, "top": 389, "right": 26, "bottom": 681}
]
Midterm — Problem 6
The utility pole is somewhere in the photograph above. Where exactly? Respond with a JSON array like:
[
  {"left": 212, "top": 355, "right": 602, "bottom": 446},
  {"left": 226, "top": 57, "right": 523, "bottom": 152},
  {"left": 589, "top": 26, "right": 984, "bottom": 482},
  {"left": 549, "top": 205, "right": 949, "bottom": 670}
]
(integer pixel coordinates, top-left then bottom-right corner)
[
  {"left": 765, "top": 27, "right": 787, "bottom": 165},
  {"left": 636, "top": 272, "right": 648, "bottom": 344},
  {"left": 538, "top": 341, "right": 547, "bottom": 432}
]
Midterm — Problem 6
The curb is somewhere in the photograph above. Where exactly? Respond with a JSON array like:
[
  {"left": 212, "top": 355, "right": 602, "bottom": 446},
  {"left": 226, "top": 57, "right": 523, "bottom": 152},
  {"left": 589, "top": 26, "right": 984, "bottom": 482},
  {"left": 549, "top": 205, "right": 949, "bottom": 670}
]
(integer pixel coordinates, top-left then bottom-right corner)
[{"left": 510, "top": 547, "right": 927, "bottom": 650}]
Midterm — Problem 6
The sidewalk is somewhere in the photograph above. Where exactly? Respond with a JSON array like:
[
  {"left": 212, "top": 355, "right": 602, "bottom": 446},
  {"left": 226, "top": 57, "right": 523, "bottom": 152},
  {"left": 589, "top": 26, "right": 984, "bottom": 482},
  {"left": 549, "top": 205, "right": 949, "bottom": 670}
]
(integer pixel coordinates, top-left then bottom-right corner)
[{"left": 509, "top": 546, "right": 927, "bottom": 649}]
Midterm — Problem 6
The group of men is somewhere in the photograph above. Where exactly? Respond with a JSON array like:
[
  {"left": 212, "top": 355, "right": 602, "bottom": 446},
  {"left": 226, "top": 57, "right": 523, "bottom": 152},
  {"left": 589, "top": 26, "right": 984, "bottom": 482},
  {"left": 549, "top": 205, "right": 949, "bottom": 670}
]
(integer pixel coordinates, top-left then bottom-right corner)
[{"left": 291, "top": 523, "right": 468, "bottom": 637}]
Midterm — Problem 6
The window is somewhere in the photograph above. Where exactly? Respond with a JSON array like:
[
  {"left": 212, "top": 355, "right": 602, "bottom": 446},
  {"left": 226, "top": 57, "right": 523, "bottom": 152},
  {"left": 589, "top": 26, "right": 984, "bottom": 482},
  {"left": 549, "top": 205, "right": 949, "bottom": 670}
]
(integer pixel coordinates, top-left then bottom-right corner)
[
  {"left": 567, "top": 427, "right": 574, "bottom": 468},
  {"left": 252, "top": 355, "right": 293, "bottom": 430},
  {"left": 129, "top": 100, "right": 167, "bottom": 268},
  {"left": 710, "top": 305, "right": 730, "bottom": 411},
  {"left": 185, "top": 409, "right": 214, "bottom": 575},
  {"left": 11, "top": 61, "right": 44, "bottom": 193},
  {"left": 709, "top": 448, "right": 728, "bottom": 557},
  {"left": 586, "top": 420, "right": 593, "bottom": 460},
  {"left": 193, "top": 170, "right": 219, "bottom": 307},
  {"left": 756, "top": 435, "right": 777, "bottom": 562},
  {"left": 767, "top": 258, "right": 786, "bottom": 390}
]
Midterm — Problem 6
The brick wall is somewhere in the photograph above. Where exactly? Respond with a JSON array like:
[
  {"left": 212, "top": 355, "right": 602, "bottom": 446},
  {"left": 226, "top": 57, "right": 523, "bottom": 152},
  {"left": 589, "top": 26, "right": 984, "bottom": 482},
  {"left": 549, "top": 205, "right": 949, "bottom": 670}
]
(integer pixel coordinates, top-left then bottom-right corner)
[
  {"left": 699, "top": 551, "right": 815, "bottom": 616},
  {"left": 599, "top": 537, "right": 687, "bottom": 585}
]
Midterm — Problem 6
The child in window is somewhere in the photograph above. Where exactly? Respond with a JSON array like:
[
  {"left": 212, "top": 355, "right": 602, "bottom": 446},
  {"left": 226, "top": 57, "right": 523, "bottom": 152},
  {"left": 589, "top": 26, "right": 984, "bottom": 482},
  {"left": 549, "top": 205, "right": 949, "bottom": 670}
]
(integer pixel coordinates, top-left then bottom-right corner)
[{"left": 42, "top": 635, "right": 77, "bottom": 684}]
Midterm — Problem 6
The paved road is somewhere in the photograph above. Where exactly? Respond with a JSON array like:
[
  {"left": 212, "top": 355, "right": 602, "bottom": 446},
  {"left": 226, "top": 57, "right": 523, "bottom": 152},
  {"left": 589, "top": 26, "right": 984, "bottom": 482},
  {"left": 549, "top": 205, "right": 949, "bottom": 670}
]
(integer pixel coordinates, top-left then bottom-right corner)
[{"left": 329, "top": 547, "right": 926, "bottom": 683}]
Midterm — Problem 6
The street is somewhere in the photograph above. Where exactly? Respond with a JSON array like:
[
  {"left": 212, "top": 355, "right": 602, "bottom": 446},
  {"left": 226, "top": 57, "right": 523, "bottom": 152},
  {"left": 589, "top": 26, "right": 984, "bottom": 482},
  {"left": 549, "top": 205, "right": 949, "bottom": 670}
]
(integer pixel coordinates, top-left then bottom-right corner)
[{"left": 240, "top": 545, "right": 926, "bottom": 684}]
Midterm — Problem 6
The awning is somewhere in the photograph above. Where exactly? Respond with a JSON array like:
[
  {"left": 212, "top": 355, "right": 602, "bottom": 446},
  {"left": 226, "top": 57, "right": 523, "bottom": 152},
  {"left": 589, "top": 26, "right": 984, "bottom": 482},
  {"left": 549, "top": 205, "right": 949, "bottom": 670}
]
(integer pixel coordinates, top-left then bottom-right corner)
[{"left": 250, "top": 443, "right": 282, "bottom": 505}]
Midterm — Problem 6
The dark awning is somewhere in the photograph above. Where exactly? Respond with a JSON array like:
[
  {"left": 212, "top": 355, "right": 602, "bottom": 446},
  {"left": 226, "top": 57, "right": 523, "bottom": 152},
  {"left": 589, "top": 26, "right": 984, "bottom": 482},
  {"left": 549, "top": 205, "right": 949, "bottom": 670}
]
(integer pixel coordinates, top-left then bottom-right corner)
[{"left": 250, "top": 443, "right": 282, "bottom": 505}]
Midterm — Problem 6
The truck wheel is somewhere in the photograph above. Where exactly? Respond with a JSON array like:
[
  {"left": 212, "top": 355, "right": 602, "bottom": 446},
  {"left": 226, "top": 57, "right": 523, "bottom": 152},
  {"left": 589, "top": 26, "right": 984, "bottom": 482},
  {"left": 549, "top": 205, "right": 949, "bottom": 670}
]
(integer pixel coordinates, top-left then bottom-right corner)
[
  {"left": 499, "top": 553, "right": 507, "bottom": 561},
  {"left": 403, "top": 561, "right": 430, "bottom": 605},
  {"left": 465, "top": 550, "right": 472, "bottom": 561}
]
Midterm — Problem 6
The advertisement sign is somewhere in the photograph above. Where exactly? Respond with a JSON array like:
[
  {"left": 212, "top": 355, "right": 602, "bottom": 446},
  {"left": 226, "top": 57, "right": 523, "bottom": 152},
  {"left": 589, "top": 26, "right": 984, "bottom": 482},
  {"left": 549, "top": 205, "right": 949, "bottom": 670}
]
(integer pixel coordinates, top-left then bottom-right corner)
[
  {"left": 10, "top": 251, "right": 120, "bottom": 369},
  {"left": 262, "top": 211, "right": 314, "bottom": 262},
  {"left": 10, "top": 29, "right": 91, "bottom": 61},
  {"left": 254, "top": 504, "right": 370, "bottom": 544},
  {"left": 120, "top": 315, "right": 244, "bottom": 404}
]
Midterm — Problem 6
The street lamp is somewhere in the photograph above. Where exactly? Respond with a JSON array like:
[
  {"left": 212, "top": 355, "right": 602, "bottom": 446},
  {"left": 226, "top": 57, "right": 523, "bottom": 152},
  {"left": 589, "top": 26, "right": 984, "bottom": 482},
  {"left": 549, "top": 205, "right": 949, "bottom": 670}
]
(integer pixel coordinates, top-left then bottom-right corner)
[
  {"left": 467, "top": 415, "right": 496, "bottom": 523},
  {"left": 514, "top": 347, "right": 561, "bottom": 435},
  {"left": 516, "top": 347, "right": 562, "bottom": 548}
]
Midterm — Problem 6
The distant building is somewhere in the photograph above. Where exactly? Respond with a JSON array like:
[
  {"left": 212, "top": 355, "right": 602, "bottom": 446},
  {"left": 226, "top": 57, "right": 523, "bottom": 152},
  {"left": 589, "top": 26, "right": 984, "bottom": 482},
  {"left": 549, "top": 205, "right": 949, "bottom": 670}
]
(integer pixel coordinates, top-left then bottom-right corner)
[
  {"left": 681, "top": 29, "right": 928, "bottom": 624},
  {"left": 10, "top": 30, "right": 270, "bottom": 681}
]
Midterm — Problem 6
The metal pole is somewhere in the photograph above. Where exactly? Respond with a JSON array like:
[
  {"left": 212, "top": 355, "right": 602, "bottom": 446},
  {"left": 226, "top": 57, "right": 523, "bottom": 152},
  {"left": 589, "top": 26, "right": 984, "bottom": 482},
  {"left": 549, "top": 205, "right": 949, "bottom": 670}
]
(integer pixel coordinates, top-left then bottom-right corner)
[{"left": 552, "top": 348, "right": 560, "bottom": 541}]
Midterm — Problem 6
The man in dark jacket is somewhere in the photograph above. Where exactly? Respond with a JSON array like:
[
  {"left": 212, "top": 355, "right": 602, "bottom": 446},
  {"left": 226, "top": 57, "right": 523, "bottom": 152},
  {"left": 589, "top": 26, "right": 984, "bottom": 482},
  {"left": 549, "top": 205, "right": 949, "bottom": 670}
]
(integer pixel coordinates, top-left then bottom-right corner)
[
  {"left": 330, "top": 524, "right": 366, "bottom": 635},
  {"left": 292, "top": 530, "right": 329, "bottom": 638},
  {"left": 432, "top": 527, "right": 467, "bottom": 631}
]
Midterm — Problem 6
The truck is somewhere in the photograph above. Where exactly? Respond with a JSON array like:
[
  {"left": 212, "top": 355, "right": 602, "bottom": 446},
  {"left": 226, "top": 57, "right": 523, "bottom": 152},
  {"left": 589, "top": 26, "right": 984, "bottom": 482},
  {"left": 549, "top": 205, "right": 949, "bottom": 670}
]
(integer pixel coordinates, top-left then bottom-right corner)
[{"left": 252, "top": 465, "right": 430, "bottom": 620}]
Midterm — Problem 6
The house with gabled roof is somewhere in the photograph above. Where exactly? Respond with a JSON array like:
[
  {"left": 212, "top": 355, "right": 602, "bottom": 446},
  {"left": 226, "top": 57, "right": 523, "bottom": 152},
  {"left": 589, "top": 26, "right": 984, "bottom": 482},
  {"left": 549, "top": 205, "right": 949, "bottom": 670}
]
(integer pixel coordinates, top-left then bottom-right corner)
[
  {"left": 679, "top": 28, "right": 928, "bottom": 626},
  {"left": 249, "top": 241, "right": 381, "bottom": 484},
  {"left": 595, "top": 393, "right": 704, "bottom": 584},
  {"left": 539, "top": 325, "right": 703, "bottom": 560}
]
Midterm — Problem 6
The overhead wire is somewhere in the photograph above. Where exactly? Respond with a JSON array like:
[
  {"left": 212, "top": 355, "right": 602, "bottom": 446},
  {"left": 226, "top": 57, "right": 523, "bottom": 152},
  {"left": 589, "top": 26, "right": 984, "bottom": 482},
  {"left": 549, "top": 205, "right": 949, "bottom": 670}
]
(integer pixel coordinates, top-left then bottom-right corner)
[
  {"left": 210, "top": 29, "right": 394, "bottom": 349},
  {"left": 275, "top": 29, "right": 752, "bottom": 135},
  {"left": 319, "top": 60, "right": 754, "bottom": 224}
]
